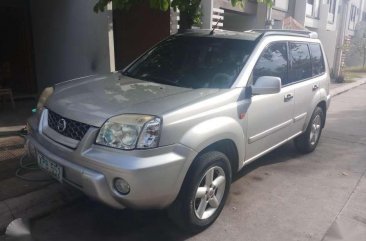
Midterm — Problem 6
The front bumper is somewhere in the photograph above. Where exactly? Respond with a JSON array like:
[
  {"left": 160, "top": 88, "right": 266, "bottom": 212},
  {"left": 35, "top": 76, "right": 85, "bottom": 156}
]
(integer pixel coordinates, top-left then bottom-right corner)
[{"left": 26, "top": 114, "right": 197, "bottom": 209}]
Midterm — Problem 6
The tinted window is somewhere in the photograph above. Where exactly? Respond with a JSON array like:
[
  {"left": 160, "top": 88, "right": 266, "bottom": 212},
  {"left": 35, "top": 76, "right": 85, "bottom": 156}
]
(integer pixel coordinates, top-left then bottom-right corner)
[
  {"left": 125, "top": 36, "right": 256, "bottom": 89},
  {"left": 289, "top": 42, "right": 312, "bottom": 82},
  {"left": 309, "top": 43, "right": 325, "bottom": 76},
  {"left": 253, "top": 42, "right": 288, "bottom": 85}
]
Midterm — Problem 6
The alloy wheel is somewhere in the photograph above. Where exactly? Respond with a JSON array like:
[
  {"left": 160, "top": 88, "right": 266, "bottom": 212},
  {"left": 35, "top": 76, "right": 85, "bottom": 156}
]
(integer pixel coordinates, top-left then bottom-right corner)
[
  {"left": 194, "top": 166, "right": 226, "bottom": 220},
  {"left": 309, "top": 114, "right": 321, "bottom": 146}
]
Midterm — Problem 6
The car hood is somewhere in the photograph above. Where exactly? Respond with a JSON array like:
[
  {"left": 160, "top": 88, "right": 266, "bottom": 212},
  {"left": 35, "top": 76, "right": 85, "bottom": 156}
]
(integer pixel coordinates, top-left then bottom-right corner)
[{"left": 46, "top": 72, "right": 221, "bottom": 127}]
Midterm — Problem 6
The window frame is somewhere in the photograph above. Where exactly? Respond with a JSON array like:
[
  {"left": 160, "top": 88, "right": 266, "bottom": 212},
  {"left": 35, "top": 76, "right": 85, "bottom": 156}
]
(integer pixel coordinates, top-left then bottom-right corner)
[
  {"left": 362, "top": 11, "right": 366, "bottom": 22},
  {"left": 306, "top": 0, "right": 321, "bottom": 19},
  {"left": 308, "top": 43, "right": 326, "bottom": 77},
  {"left": 251, "top": 41, "right": 289, "bottom": 87},
  {"left": 328, "top": 0, "right": 337, "bottom": 24},
  {"left": 249, "top": 40, "right": 327, "bottom": 88},
  {"left": 273, "top": 0, "right": 289, "bottom": 12},
  {"left": 349, "top": 4, "right": 357, "bottom": 30},
  {"left": 287, "top": 41, "right": 314, "bottom": 86}
]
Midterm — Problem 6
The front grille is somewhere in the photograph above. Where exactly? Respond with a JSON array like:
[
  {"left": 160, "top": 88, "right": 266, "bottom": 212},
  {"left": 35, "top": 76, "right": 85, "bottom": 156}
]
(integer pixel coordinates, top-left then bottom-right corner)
[{"left": 48, "top": 110, "right": 91, "bottom": 141}]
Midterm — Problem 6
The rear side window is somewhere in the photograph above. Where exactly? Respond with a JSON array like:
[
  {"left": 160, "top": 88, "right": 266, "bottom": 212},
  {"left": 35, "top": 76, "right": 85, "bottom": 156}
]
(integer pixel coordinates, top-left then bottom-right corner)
[
  {"left": 309, "top": 43, "right": 325, "bottom": 76},
  {"left": 289, "top": 42, "right": 312, "bottom": 82},
  {"left": 253, "top": 42, "right": 289, "bottom": 85}
]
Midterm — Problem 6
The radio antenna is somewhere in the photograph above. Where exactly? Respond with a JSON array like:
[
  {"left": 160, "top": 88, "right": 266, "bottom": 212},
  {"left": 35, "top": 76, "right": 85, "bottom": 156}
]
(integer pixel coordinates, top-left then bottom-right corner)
[{"left": 210, "top": 18, "right": 221, "bottom": 35}]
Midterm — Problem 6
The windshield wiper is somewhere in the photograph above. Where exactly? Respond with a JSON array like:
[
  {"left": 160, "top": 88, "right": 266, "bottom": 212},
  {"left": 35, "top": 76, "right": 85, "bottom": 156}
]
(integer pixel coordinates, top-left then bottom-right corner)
[
  {"left": 122, "top": 72, "right": 180, "bottom": 87},
  {"left": 142, "top": 75, "right": 180, "bottom": 87},
  {"left": 122, "top": 71, "right": 135, "bottom": 78}
]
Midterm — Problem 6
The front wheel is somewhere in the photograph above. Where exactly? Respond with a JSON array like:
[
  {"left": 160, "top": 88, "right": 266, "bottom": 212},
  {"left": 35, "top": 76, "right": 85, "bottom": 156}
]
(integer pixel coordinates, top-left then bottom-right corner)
[
  {"left": 294, "top": 106, "right": 324, "bottom": 153},
  {"left": 168, "top": 151, "right": 231, "bottom": 233}
]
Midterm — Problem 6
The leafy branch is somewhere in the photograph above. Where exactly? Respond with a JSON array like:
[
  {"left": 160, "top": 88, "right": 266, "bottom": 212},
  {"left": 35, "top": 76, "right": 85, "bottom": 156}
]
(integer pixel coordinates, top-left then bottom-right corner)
[{"left": 94, "top": 0, "right": 273, "bottom": 29}]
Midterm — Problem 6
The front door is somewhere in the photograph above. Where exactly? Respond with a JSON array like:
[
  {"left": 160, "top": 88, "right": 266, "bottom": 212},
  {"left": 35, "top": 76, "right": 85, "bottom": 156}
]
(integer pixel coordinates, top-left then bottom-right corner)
[{"left": 245, "top": 42, "right": 295, "bottom": 162}]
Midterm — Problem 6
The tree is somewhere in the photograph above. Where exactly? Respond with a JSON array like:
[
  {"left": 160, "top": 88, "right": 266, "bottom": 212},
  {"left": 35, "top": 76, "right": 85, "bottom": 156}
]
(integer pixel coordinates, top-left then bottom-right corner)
[
  {"left": 346, "top": 22, "right": 366, "bottom": 69},
  {"left": 94, "top": 0, "right": 273, "bottom": 30}
]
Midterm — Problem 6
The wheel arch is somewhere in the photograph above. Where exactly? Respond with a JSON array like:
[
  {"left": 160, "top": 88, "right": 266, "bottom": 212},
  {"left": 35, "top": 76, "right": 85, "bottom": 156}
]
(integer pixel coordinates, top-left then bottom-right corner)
[
  {"left": 303, "top": 97, "right": 328, "bottom": 131},
  {"left": 179, "top": 116, "right": 245, "bottom": 175},
  {"left": 198, "top": 139, "right": 239, "bottom": 178},
  {"left": 317, "top": 100, "right": 327, "bottom": 128}
]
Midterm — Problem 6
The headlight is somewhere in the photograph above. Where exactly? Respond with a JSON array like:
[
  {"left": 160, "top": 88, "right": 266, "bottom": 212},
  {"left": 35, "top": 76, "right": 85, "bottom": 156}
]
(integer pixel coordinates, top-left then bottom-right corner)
[
  {"left": 37, "top": 87, "right": 54, "bottom": 111},
  {"left": 96, "top": 114, "right": 162, "bottom": 150}
]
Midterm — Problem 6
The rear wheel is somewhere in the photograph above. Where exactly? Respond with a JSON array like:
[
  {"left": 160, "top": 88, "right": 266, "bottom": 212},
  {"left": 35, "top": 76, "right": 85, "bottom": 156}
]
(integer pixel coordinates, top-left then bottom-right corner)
[
  {"left": 294, "top": 106, "right": 324, "bottom": 153},
  {"left": 168, "top": 151, "right": 231, "bottom": 233}
]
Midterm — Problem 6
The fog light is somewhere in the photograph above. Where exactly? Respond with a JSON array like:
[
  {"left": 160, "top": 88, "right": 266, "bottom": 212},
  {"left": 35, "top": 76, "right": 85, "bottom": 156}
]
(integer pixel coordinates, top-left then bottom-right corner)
[{"left": 114, "top": 178, "right": 130, "bottom": 195}]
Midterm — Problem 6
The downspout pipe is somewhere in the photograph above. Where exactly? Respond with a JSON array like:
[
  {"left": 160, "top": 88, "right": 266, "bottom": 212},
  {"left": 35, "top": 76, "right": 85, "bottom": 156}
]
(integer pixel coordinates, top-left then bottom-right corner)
[
  {"left": 265, "top": 4, "right": 273, "bottom": 29},
  {"left": 333, "top": 0, "right": 350, "bottom": 81}
]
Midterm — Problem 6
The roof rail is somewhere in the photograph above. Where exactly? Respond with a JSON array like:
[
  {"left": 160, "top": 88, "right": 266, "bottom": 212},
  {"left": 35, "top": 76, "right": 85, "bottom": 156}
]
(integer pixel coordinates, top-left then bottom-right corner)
[{"left": 246, "top": 29, "right": 318, "bottom": 39}]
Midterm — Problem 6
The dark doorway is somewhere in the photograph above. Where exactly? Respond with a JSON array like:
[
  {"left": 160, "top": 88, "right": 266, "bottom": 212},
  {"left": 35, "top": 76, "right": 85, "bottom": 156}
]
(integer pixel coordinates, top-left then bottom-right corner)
[
  {"left": 113, "top": 2, "right": 171, "bottom": 69},
  {"left": 0, "top": 0, "right": 36, "bottom": 97}
]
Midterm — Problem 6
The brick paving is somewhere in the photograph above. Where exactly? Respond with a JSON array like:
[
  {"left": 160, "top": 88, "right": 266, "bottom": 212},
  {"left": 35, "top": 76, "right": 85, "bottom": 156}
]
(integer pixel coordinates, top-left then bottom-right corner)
[{"left": 0, "top": 136, "right": 53, "bottom": 201}]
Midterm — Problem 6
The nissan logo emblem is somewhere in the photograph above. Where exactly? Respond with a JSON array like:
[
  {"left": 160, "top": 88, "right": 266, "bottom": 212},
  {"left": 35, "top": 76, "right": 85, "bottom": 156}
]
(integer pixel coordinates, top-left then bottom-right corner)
[{"left": 57, "top": 119, "right": 67, "bottom": 132}]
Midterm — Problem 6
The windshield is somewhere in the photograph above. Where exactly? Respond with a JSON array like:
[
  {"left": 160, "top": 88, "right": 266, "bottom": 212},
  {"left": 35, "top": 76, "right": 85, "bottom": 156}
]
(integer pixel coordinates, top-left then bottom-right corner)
[{"left": 124, "top": 36, "right": 256, "bottom": 89}]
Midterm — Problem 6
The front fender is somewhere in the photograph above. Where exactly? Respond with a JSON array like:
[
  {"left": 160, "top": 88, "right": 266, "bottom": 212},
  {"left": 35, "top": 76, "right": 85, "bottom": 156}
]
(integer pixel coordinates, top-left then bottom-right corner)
[{"left": 179, "top": 116, "right": 245, "bottom": 171}]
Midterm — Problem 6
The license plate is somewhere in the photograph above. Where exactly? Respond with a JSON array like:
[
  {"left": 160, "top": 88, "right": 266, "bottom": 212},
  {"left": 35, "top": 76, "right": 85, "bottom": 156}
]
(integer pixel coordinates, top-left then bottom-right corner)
[{"left": 37, "top": 152, "right": 63, "bottom": 182}]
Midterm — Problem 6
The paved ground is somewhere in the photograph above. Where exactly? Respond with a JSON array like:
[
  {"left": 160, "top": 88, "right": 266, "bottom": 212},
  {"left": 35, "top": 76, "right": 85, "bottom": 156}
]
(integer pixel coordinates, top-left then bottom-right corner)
[
  {"left": 5, "top": 84, "right": 366, "bottom": 241},
  {"left": 0, "top": 136, "right": 51, "bottom": 201},
  {"left": 0, "top": 136, "right": 81, "bottom": 233}
]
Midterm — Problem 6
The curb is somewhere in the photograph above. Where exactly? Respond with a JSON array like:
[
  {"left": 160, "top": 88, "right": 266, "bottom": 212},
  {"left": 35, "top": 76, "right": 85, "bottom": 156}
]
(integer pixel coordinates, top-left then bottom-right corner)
[
  {"left": 0, "top": 126, "right": 25, "bottom": 138},
  {"left": 0, "top": 126, "right": 25, "bottom": 133},
  {"left": 330, "top": 80, "right": 366, "bottom": 97},
  {"left": 0, "top": 183, "right": 82, "bottom": 233}
]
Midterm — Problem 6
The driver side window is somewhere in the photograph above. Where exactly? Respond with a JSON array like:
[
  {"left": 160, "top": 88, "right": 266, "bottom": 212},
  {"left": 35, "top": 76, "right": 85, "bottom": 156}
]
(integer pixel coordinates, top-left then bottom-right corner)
[{"left": 253, "top": 42, "right": 289, "bottom": 85}]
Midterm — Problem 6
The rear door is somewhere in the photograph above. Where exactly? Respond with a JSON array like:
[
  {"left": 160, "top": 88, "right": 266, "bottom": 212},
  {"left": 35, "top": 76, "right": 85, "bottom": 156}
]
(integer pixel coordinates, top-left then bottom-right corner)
[
  {"left": 290, "top": 42, "right": 326, "bottom": 132},
  {"left": 245, "top": 42, "right": 295, "bottom": 161}
]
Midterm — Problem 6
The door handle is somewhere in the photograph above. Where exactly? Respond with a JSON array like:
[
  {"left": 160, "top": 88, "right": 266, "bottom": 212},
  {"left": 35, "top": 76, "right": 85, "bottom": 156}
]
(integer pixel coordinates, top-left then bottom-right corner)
[
  {"left": 284, "top": 93, "right": 293, "bottom": 102},
  {"left": 312, "top": 84, "right": 319, "bottom": 91}
]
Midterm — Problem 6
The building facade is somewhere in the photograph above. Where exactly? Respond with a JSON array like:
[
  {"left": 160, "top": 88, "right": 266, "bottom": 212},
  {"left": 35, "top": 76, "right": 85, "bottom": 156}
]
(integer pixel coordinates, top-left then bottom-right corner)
[
  {"left": 0, "top": 0, "right": 114, "bottom": 96},
  {"left": 2, "top": 0, "right": 366, "bottom": 98},
  {"left": 0, "top": 0, "right": 171, "bottom": 96}
]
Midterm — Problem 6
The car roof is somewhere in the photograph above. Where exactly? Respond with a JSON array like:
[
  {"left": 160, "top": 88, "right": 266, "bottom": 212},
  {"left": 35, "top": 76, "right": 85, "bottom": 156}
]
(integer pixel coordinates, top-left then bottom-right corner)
[
  {"left": 175, "top": 29, "right": 318, "bottom": 41},
  {"left": 249, "top": 29, "right": 318, "bottom": 39},
  {"left": 175, "top": 29, "right": 262, "bottom": 41}
]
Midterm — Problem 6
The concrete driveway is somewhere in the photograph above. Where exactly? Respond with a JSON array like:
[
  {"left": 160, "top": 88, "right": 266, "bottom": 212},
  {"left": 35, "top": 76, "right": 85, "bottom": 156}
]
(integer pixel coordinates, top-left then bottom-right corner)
[{"left": 27, "top": 84, "right": 366, "bottom": 241}]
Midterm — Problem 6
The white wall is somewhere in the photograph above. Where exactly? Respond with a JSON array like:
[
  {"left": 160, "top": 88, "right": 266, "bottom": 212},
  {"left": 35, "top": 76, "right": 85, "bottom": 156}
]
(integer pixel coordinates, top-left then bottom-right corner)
[
  {"left": 30, "top": 0, "right": 111, "bottom": 90},
  {"left": 311, "top": 2, "right": 338, "bottom": 68},
  {"left": 223, "top": 12, "right": 257, "bottom": 31}
]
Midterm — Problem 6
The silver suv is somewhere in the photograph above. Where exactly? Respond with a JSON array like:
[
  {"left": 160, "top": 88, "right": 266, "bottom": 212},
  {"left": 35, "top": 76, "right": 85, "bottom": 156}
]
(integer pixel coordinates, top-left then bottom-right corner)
[{"left": 27, "top": 29, "right": 331, "bottom": 232}]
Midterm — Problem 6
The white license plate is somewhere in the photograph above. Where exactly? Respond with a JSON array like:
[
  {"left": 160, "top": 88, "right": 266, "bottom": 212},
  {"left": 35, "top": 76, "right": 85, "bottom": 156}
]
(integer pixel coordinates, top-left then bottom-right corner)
[{"left": 37, "top": 152, "right": 63, "bottom": 182}]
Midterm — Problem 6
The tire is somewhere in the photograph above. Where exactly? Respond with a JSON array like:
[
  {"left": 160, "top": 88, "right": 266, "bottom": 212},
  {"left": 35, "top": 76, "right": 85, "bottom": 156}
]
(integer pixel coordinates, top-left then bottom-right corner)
[
  {"left": 168, "top": 151, "right": 232, "bottom": 233},
  {"left": 294, "top": 106, "right": 324, "bottom": 154}
]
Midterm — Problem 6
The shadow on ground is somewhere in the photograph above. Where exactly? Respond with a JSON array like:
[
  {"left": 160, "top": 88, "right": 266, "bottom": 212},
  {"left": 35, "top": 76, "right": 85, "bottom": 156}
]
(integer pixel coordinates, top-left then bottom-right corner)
[
  {"left": 30, "top": 198, "right": 191, "bottom": 241},
  {"left": 28, "top": 142, "right": 300, "bottom": 241},
  {"left": 234, "top": 141, "right": 301, "bottom": 182}
]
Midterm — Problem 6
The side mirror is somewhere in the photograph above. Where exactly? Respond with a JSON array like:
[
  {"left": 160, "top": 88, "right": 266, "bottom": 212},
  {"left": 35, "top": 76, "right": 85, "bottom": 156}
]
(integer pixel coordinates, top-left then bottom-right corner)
[{"left": 251, "top": 76, "right": 281, "bottom": 95}]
